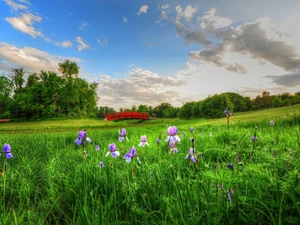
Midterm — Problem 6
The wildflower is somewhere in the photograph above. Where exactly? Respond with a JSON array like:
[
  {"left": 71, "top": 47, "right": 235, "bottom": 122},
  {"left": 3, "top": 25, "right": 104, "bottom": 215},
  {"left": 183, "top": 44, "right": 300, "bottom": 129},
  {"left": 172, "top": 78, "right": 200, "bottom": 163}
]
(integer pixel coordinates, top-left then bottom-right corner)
[
  {"left": 124, "top": 146, "right": 141, "bottom": 164},
  {"left": 251, "top": 136, "right": 259, "bottom": 141},
  {"left": 270, "top": 120, "right": 275, "bottom": 125},
  {"left": 99, "top": 161, "right": 105, "bottom": 168},
  {"left": 74, "top": 130, "right": 92, "bottom": 146},
  {"left": 95, "top": 145, "right": 100, "bottom": 151},
  {"left": 227, "top": 163, "right": 233, "bottom": 170},
  {"left": 169, "top": 141, "right": 178, "bottom": 153},
  {"left": 118, "top": 128, "right": 129, "bottom": 142},
  {"left": 138, "top": 135, "right": 149, "bottom": 147},
  {"left": 3, "top": 144, "right": 13, "bottom": 159},
  {"left": 224, "top": 108, "right": 231, "bottom": 117},
  {"left": 190, "top": 127, "right": 195, "bottom": 133},
  {"left": 165, "top": 126, "right": 181, "bottom": 143},
  {"left": 185, "top": 148, "right": 196, "bottom": 163},
  {"left": 105, "top": 143, "right": 120, "bottom": 158},
  {"left": 209, "top": 132, "right": 213, "bottom": 137}
]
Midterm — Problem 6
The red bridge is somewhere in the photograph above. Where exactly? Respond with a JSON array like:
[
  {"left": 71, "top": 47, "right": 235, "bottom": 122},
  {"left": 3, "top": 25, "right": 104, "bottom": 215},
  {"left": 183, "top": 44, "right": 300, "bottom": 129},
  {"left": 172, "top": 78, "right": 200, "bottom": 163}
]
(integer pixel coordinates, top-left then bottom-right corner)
[{"left": 104, "top": 112, "right": 149, "bottom": 121}]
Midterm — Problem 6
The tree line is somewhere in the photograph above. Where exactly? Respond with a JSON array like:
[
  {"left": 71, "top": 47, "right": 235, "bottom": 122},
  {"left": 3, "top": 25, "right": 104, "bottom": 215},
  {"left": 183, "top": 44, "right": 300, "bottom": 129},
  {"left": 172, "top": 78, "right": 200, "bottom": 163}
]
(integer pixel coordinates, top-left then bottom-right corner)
[
  {"left": 1, "top": 61, "right": 299, "bottom": 120},
  {"left": 0, "top": 60, "right": 98, "bottom": 120},
  {"left": 97, "top": 91, "right": 300, "bottom": 119}
]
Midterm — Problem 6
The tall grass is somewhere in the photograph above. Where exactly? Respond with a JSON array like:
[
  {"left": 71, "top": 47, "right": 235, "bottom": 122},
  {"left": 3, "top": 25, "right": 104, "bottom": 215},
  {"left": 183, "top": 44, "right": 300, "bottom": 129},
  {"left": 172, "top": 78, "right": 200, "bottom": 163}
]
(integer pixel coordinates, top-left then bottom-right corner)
[{"left": 0, "top": 112, "right": 300, "bottom": 224}]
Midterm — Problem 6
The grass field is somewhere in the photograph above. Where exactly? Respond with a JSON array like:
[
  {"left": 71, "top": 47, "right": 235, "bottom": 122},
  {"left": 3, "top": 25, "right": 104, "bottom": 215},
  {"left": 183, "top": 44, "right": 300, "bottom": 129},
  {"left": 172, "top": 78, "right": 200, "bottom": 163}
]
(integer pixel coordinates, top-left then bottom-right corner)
[{"left": 0, "top": 105, "right": 300, "bottom": 224}]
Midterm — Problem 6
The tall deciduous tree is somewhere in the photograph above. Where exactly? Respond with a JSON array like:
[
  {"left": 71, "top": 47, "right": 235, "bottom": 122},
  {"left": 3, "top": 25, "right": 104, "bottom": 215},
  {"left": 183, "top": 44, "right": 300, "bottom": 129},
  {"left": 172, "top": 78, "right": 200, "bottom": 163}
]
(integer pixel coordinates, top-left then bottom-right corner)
[{"left": 58, "top": 60, "right": 80, "bottom": 78}]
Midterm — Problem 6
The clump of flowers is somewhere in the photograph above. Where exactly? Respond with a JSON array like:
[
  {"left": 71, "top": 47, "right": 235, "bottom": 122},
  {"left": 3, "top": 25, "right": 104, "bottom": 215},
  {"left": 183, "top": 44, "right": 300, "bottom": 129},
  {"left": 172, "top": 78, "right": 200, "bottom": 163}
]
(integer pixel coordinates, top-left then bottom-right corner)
[
  {"left": 98, "top": 161, "right": 105, "bottom": 168},
  {"left": 118, "top": 128, "right": 129, "bottom": 142},
  {"left": 2, "top": 144, "right": 13, "bottom": 159},
  {"left": 74, "top": 130, "right": 92, "bottom": 146},
  {"left": 124, "top": 146, "right": 141, "bottom": 164},
  {"left": 138, "top": 135, "right": 149, "bottom": 147},
  {"left": 74, "top": 130, "right": 92, "bottom": 157},
  {"left": 165, "top": 126, "right": 181, "bottom": 143},
  {"left": 105, "top": 143, "right": 120, "bottom": 158},
  {"left": 224, "top": 108, "right": 231, "bottom": 128},
  {"left": 166, "top": 126, "right": 181, "bottom": 154},
  {"left": 185, "top": 147, "right": 196, "bottom": 163}
]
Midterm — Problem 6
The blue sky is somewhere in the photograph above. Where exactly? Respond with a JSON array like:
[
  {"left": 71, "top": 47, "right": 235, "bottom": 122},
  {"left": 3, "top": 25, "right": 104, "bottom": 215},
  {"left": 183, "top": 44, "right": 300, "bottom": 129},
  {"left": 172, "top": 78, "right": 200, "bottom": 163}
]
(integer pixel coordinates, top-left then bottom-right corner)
[{"left": 1, "top": 0, "right": 300, "bottom": 109}]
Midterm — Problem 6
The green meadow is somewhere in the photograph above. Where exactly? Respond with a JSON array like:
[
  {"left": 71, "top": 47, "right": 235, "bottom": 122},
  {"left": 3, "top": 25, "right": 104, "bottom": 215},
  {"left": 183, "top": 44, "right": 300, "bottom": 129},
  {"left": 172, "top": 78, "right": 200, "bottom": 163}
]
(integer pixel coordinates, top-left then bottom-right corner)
[{"left": 0, "top": 105, "right": 300, "bottom": 224}]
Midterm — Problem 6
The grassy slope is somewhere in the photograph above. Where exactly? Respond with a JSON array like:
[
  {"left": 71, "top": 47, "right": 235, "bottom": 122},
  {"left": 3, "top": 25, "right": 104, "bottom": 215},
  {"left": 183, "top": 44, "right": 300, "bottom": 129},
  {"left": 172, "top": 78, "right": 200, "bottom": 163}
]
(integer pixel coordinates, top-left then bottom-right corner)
[{"left": 0, "top": 104, "right": 299, "bottom": 134}]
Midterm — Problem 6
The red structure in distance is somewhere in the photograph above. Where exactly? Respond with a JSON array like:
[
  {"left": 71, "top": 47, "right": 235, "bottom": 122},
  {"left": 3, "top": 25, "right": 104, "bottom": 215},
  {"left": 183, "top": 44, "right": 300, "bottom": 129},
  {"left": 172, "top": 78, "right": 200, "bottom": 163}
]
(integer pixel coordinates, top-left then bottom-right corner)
[{"left": 104, "top": 112, "right": 149, "bottom": 121}]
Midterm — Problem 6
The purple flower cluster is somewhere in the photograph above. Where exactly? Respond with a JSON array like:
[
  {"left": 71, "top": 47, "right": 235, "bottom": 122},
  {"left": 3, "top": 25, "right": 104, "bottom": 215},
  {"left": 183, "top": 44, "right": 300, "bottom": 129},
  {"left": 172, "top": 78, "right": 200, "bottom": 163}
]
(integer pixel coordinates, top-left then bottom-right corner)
[
  {"left": 2, "top": 144, "right": 13, "bottom": 159},
  {"left": 118, "top": 128, "right": 129, "bottom": 142},
  {"left": 74, "top": 130, "right": 92, "bottom": 146},
  {"left": 124, "top": 146, "right": 141, "bottom": 164},
  {"left": 106, "top": 143, "right": 120, "bottom": 158},
  {"left": 138, "top": 135, "right": 149, "bottom": 147}
]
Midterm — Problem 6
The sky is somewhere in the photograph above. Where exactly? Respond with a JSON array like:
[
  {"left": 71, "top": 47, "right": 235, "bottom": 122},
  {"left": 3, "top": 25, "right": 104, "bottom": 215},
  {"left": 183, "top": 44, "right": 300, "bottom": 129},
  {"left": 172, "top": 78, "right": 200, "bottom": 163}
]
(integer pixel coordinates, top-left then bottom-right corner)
[{"left": 1, "top": 0, "right": 300, "bottom": 110}]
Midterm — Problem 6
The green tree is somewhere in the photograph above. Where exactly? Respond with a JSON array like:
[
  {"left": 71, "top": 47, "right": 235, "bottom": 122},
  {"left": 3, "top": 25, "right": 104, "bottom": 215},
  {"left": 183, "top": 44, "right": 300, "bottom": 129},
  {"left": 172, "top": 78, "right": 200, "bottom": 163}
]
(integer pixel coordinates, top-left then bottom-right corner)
[
  {"left": 58, "top": 60, "right": 80, "bottom": 78},
  {"left": 0, "top": 76, "right": 13, "bottom": 118},
  {"left": 272, "top": 96, "right": 284, "bottom": 107}
]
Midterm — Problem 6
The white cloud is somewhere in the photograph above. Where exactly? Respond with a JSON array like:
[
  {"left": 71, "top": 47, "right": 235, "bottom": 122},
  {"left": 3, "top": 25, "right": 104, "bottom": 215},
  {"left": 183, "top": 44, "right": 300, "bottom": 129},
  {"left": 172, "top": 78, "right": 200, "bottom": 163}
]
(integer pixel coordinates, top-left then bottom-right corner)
[
  {"left": 60, "top": 41, "right": 73, "bottom": 48},
  {"left": 176, "top": 5, "right": 198, "bottom": 22},
  {"left": 123, "top": 17, "right": 128, "bottom": 23},
  {"left": 137, "top": 5, "right": 148, "bottom": 15},
  {"left": 199, "top": 8, "right": 234, "bottom": 29},
  {"left": 4, "top": 0, "right": 28, "bottom": 11},
  {"left": 0, "top": 42, "right": 82, "bottom": 73},
  {"left": 76, "top": 37, "right": 89, "bottom": 51},
  {"left": 5, "top": 12, "right": 43, "bottom": 38},
  {"left": 96, "top": 67, "right": 188, "bottom": 108}
]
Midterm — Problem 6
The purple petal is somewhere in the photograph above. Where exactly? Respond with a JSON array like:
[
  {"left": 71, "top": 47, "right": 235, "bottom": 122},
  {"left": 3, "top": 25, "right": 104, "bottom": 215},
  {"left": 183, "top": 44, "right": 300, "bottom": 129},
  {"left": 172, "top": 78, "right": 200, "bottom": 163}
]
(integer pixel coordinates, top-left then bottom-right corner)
[{"left": 75, "top": 139, "right": 82, "bottom": 145}]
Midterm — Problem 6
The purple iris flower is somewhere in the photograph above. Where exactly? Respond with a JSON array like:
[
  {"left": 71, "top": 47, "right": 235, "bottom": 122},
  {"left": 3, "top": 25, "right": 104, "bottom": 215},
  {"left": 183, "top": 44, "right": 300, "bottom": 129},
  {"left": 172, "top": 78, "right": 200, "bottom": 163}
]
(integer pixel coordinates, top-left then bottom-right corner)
[
  {"left": 124, "top": 146, "right": 141, "bottom": 164},
  {"left": 106, "top": 143, "right": 120, "bottom": 158},
  {"left": 74, "top": 130, "right": 92, "bottom": 146},
  {"left": 95, "top": 145, "right": 100, "bottom": 151},
  {"left": 190, "top": 127, "right": 195, "bottom": 133},
  {"left": 3, "top": 144, "right": 13, "bottom": 159},
  {"left": 165, "top": 126, "right": 181, "bottom": 143},
  {"left": 185, "top": 148, "right": 196, "bottom": 163},
  {"left": 227, "top": 163, "right": 233, "bottom": 170},
  {"left": 118, "top": 128, "right": 129, "bottom": 142},
  {"left": 224, "top": 108, "right": 231, "bottom": 116},
  {"left": 138, "top": 135, "right": 149, "bottom": 147},
  {"left": 251, "top": 136, "right": 259, "bottom": 141},
  {"left": 99, "top": 161, "right": 105, "bottom": 168},
  {"left": 169, "top": 141, "right": 178, "bottom": 153},
  {"left": 270, "top": 120, "right": 275, "bottom": 125}
]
